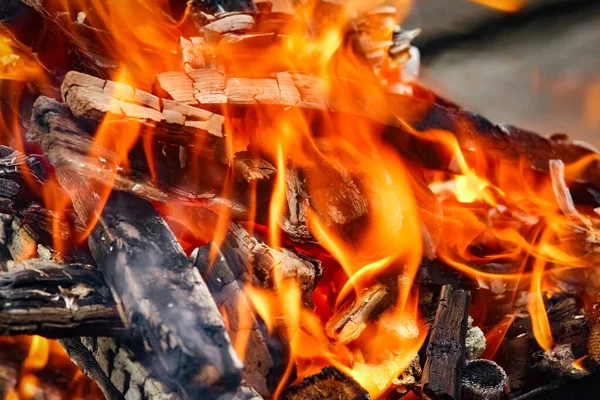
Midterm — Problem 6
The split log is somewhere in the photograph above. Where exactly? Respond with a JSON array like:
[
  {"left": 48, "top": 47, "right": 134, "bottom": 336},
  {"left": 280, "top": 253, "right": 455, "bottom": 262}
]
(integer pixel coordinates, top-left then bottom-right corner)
[
  {"left": 61, "top": 71, "right": 226, "bottom": 145},
  {"left": 461, "top": 359, "right": 509, "bottom": 400},
  {"left": 60, "top": 336, "right": 176, "bottom": 400},
  {"left": 29, "top": 96, "right": 234, "bottom": 207},
  {"left": 193, "top": 243, "right": 286, "bottom": 397},
  {"left": 422, "top": 284, "right": 471, "bottom": 400},
  {"left": 54, "top": 182, "right": 243, "bottom": 397},
  {"left": 0, "top": 259, "right": 123, "bottom": 337},
  {"left": 219, "top": 222, "right": 322, "bottom": 305},
  {"left": 326, "top": 283, "right": 392, "bottom": 344},
  {"left": 154, "top": 70, "right": 329, "bottom": 110},
  {"left": 280, "top": 366, "right": 369, "bottom": 400},
  {"left": 30, "top": 96, "right": 259, "bottom": 226}
]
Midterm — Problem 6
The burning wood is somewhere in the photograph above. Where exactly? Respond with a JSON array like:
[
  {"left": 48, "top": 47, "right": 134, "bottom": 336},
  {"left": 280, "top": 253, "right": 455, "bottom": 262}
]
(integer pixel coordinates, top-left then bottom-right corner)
[
  {"left": 0, "top": 0, "right": 600, "bottom": 399},
  {"left": 422, "top": 285, "right": 471, "bottom": 400},
  {"left": 280, "top": 366, "right": 369, "bottom": 400},
  {"left": 326, "top": 283, "right": 392, "bottom": 344},
  {"left": 0, "top": 260, "right": 122, "bottom": 337}
]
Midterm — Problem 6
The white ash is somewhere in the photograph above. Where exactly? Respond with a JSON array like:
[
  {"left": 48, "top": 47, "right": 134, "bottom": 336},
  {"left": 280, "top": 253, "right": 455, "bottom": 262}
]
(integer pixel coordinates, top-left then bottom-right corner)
[
  {"left": 537, "top": 344, "right": 587, "bottom": 378},
  {"left": 393, "top": 355, "right": 422, "bottom": 394},
  {"left": 466, "top": 316, "right": 486, "bottom": 360}
]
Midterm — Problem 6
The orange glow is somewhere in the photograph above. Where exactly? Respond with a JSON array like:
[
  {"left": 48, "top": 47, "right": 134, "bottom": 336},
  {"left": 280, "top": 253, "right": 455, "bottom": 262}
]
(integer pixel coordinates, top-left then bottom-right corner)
[
  {"left": 2, "top": 0, "right": 598, "bottom": 397},
  {"left": 467, "top": 0, "right": 525, "bottom": 12},
  {"left": 572, "top": 355, "right": 588, "bottom": 372}
]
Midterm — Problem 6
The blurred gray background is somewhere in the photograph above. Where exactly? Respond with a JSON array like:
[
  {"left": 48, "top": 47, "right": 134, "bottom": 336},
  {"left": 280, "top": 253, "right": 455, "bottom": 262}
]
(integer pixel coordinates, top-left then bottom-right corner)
[{"left": 403, "top": 0, "right": 600, "bottom": 146}]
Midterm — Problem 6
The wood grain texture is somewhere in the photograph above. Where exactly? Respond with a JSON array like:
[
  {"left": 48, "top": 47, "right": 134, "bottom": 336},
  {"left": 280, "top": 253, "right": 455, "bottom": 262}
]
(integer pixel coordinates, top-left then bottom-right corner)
[
  {"left": 63, "top": 186, "right": 243, "bottom": 399},
  {"left": 63, "top": 71, "right": 225, "bottom": 141},
  {"left": 194, "top": 243, "right": 285, "bottom": 397},
  {"left": 422, "top": 284, "right": 471, "bottom": 400},
  {"left": 0, "top": 260, "right": 123, "bottom": 337}
]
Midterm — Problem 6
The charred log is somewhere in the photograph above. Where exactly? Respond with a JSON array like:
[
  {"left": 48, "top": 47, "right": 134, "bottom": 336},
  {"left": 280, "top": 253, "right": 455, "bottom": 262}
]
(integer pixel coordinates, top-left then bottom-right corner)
[
  {"left": 0, "top": 259, "right": 122, "bottom": 338},
  {"left": 61, "top": 71, "right": 226, "bottom": 146},
  {"left": 422, "top": 285, "right": 471, "bottom": 400},
  {"left": 60, "top": 336, "right": 176, "bottom": 400},
  {"left": 193, "top": 243, "right": 286, "bottom": 397},
  {"left": 280, "top": 366, "right": 369, "bottom": 400},
  {"left": 58, "top": 181, "right": 243, "bottom": 397},
  {"left": 219, "top": 222, "right": 322, "bottom": 305}
]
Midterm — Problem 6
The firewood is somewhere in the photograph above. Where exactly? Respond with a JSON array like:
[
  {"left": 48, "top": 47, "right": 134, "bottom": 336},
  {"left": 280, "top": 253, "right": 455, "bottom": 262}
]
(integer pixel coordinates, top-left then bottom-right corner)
[
  {"left": 53, "top": 179, "right": 243, "bottom": 397},
  {"left": 498, "top": 292, "right": 590, "bottom": 393},
  {"left": 7, "top": 217, "right": 38, "bottom": 262},
  {"left": 0, "top": 259, "right": 123, "bottom": 338},
  {"left": 203, "top": 14, "right": 256, "bottom": 42},
  {"left": 220, "top": 222, "right": 322, "bottom": 305},
  {"left": 189, "top": 0, "right": 257, "bottom": 21},
  {"left": 155, "top": 69, "right": 328, "bottom": 110},
  {"left": 280, "top": 366, "right": 369, "bottom": 400},
  {"left": 278, "top": 159, "right": 371, "bottom": 244},
  {"left": 29, "top": 96, "right": 174, "bottom": 204},
  {"left": 193, "top": 243, "right": 286, "bottom": 397},
  {"left": 461, "top": 359, "right": 509, "bottom": 400},
  {"left": 61, "top": 71, "right": 226, "bottom": 144},
  {"left": 326, "top": 283, "right": 392, "bottom": 344},
  {"left": 234, "top": 151, "right": 276, "bottom": 183},
  {"left": 155, "top": 68, "right": 600, "bottom": 202},
  {"left": 60, "top": 336, "right": 176, "bottom": 400},
  {"left": 422, "top": 285, "right": 471, "bottom": 400}
]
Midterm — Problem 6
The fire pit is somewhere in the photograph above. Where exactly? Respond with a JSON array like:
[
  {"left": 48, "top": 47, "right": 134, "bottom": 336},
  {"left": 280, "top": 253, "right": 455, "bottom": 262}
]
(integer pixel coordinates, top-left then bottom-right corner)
[{"left": 0, "top": 0, "right": 599, "bottom": 399}]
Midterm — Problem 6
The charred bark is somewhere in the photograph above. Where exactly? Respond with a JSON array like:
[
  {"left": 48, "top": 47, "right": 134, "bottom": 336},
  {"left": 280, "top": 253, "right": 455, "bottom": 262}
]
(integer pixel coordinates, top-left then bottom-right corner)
[
  {"left": 218, "top": 222, "right": 322, "bottom": 305},
  {"left": 193, "top": 243, "right": 287, "bottom": 397},
  {"left": 59, "top": 182, "right": 243, "bottom": 398},
  {"left": 422, "top": 285, "right": 471, "bottom": 400},
  {"left": 0, "top": 259, "right": 123, "bottom": 338},
  {"left": 280, "top": 367, "right": 369, "bottom": 400},
  {"left": 60, "top": 336, "right": 176, "bottom": 400}
]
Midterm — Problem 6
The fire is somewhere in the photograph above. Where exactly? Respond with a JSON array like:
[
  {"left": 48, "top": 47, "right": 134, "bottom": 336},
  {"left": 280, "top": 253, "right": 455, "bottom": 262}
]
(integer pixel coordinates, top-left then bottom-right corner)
[
  {"left": 1, "top": 0, "right": 598, "bottom": 398},
  {"left": 467, "top": 0, "right": 526, "bottom": 12}
]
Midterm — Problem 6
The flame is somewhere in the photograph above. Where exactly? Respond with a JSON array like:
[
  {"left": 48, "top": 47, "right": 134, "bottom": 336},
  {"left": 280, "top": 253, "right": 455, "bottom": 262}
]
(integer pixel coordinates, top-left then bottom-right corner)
[
  {"left": 467, "top": 0, "right": 526, "bottom": 12},
  {"left": 0, "top": 0, "right": 597, "bottom": 397}
]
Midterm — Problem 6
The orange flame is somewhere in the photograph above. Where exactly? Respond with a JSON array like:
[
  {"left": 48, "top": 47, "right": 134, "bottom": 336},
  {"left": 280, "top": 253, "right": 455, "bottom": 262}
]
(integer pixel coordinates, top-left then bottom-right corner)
[{"left": 468, "top": 0, "right": 525, "bottom": 12}]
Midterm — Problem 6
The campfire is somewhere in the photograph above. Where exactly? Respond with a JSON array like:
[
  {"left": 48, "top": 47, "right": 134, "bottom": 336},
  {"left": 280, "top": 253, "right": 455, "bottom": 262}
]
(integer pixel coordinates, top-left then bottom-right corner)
[{"left": 0, "top": 0, "right": 599, "bottom": 399}]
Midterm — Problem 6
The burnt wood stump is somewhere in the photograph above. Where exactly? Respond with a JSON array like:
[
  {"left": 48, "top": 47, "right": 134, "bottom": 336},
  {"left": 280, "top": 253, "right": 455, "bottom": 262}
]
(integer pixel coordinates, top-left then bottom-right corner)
[{"left": 422, "top": 284, "right": 471, "bottom": 399}]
